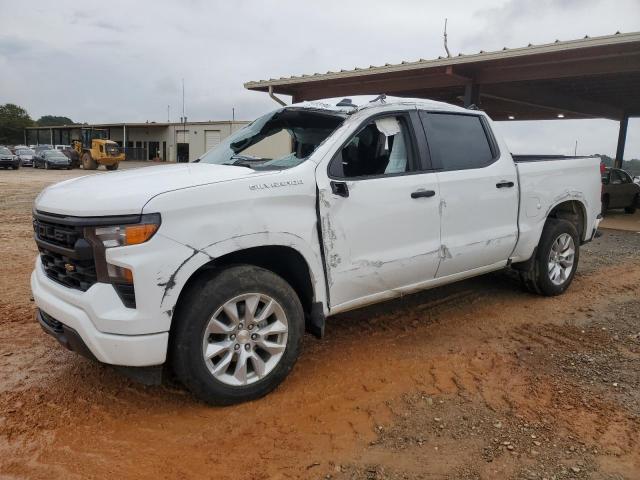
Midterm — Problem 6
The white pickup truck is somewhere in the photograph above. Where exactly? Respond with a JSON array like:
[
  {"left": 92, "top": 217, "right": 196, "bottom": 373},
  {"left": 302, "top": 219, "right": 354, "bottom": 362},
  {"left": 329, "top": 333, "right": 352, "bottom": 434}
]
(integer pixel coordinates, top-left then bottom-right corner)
[{"left": 31, "top": 96, "right": 602, "bottom": 404}]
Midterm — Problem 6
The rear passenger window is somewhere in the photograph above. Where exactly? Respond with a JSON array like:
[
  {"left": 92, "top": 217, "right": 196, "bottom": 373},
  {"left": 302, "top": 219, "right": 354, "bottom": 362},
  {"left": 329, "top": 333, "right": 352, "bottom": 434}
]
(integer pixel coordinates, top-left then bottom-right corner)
[{"left": 421, "top": 113, "right": 494, "bottom": 171}]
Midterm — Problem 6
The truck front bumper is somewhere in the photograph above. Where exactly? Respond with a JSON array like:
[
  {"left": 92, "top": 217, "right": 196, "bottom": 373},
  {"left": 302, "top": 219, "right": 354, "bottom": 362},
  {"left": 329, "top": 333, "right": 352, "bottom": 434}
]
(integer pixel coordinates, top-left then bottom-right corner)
[{"left": 31, "top": 264, "right": 168, "bottom": 367}]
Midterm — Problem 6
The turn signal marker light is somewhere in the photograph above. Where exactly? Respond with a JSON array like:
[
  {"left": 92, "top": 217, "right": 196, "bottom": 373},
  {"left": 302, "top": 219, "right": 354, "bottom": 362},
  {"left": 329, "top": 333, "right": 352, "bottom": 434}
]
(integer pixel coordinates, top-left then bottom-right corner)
[{"left": 125, "top": 224, "right": 159, "bottom": 245}]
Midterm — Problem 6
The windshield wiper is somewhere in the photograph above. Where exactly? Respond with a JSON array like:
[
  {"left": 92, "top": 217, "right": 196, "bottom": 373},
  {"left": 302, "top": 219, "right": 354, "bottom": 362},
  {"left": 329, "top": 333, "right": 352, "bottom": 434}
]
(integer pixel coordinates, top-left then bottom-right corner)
[{"left": 222, "top": 155, "right": 267, "bottom": 168}]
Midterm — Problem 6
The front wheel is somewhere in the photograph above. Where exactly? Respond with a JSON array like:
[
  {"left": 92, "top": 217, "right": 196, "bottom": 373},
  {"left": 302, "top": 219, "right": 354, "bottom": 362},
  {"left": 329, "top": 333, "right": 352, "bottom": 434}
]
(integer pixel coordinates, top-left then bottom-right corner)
[
  {"left": 106, "top": 163, "right": 119, "bottom": 171},
  {"left": 171, "top": 265, "right": 304, "bottom": 405},
  {"left": 82, "top": 152, "right": 98, "bottom": 170},
  {"left": 519, "top": 218, "right": 580, "bottom": 296}
]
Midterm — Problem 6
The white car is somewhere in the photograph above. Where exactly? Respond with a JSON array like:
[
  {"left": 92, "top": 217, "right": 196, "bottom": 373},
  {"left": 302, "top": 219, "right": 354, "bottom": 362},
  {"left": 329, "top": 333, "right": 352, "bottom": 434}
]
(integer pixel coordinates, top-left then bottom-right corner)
[{"left": 31, "top": 96, "right": 602, "bottom": 404}]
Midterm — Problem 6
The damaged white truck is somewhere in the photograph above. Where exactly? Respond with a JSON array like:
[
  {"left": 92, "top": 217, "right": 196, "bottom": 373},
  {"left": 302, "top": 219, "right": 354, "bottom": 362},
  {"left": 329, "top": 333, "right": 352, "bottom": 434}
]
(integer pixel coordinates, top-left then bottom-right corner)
[{"left": 31, "top": 96, "right": 602, "bottom": 404}]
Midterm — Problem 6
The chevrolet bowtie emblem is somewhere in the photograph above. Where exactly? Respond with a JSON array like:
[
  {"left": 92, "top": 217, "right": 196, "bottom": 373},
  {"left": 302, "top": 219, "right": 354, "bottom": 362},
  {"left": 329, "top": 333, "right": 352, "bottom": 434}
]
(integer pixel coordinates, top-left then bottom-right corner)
[{"left": 64, "top": 263, "right": 75, "bottom": 273}]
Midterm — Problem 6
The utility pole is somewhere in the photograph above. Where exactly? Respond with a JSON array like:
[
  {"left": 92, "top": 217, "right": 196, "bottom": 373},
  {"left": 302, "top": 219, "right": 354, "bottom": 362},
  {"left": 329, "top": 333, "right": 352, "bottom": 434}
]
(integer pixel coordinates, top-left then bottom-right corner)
[{"left": 444, "top": 18, "right": 451, "bottom": 58}]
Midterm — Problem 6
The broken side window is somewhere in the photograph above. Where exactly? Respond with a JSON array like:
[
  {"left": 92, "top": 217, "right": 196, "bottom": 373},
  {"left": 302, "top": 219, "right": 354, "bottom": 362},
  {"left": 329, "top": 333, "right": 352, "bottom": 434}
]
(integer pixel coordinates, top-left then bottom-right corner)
[{"left": 329, "top": 115, "right": 411, "bottom": 178}]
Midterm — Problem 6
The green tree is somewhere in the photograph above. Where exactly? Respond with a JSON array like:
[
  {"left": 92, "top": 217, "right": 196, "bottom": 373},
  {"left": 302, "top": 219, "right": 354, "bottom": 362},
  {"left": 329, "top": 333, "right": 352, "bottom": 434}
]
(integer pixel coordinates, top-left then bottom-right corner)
[
  {"left": 36, "top": 115, "right": 74, "bottom": 127},
  {"left": 0, "top": 103, "right": 34, "bottom": 144}
]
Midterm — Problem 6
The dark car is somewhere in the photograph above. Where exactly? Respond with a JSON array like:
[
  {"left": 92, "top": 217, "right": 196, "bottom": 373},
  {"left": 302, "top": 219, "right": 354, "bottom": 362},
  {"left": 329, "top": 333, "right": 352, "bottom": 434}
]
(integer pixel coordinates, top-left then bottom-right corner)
[
  {"left": 15, "top": 147, "right": 36, "bottom": 167},
  {"left": 602, "top": 168, "right": 640, "bottom": 214},
  {"left": 32, "top": 145, "right": 53, "bottom": 164},
  {"left": 0, "top": 146, "right": 20, "bottom": 169},
  {"left": 34, "top": 150, "right": 72, "bottom": 170}
]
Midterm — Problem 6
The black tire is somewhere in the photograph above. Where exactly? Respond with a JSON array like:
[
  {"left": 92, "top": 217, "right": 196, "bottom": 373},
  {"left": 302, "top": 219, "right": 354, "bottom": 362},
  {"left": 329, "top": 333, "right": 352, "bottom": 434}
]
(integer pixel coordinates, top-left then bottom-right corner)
[
  {"left": 171, "top": 265, "right": 304, "bottom": 405},
  {"left": 106, "top": 163, "right": 119, "bottom": 171},
  {"left": 82, "top": 152, "right": 98, "bottom": 170},
  {"left": 624, "top": 195, "right": 638, "bottom": 214},
  {"left": 519, "top": 218, "right": 580, "bottom": 296}
]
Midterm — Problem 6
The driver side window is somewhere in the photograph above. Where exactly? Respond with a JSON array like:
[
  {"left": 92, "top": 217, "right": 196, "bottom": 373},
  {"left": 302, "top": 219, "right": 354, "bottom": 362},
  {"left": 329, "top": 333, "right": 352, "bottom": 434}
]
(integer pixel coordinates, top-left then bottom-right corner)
[{"left": 329, "top": 115, "right": 413, "bottom": 178}]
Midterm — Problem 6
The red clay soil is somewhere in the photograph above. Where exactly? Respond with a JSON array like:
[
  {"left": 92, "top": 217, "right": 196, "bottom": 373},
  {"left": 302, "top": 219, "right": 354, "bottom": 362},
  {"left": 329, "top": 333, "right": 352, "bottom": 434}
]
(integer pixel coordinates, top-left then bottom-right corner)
[{"left": 1, "top": 168, "right": 639, "bottom": 479}]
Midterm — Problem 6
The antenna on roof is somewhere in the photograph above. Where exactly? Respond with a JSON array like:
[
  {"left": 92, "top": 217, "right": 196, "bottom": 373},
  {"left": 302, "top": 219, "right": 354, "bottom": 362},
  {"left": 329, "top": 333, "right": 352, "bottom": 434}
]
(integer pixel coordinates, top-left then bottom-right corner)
[{"left": 444, "top": 18, "right": 452, "bottom": 58}]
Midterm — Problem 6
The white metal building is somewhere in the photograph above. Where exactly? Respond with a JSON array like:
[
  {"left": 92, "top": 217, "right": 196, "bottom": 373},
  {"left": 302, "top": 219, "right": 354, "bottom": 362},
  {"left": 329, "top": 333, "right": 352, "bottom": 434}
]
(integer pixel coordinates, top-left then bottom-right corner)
[{"left": 25, "top": 120, "right": 257, "bottom": 162}]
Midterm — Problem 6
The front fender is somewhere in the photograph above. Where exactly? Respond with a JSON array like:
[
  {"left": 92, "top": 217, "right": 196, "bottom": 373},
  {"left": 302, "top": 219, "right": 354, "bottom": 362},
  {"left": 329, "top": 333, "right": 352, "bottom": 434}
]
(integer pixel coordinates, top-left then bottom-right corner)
[{"left": 155, "top": 231, "right": 327, "bottom": 317}]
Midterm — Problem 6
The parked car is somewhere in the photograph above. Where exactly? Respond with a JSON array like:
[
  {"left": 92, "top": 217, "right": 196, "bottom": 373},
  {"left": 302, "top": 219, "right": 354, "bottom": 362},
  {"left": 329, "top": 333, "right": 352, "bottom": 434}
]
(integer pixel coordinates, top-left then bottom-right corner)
[
  {"left": 31, "top": 96, "right": 602, "bottom": 405},
  {"left": 0, "top": 146, "right": 20, "bottom": 169},
  {"left": 15, "top": 147, "right": 36, "bottom": 167},
  {"left": 34, "top": 149, "right": 72, "bottom": 169},
  {"left": 32, "top": 145, "right": 53, "bottom": 164},
  {"left": 601, "top": 168, "right": 640, "bottom": 214}
]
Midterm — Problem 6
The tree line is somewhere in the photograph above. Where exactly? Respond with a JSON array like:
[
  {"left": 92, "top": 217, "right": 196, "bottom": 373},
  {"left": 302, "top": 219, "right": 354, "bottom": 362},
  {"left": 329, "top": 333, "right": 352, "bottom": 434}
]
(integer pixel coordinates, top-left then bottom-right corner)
[
  {"left": 599, "top": 154, "right": 640, "bottom": 176},
  {"left": 0, "top": 103, "right": 74, "bottom": 144}
]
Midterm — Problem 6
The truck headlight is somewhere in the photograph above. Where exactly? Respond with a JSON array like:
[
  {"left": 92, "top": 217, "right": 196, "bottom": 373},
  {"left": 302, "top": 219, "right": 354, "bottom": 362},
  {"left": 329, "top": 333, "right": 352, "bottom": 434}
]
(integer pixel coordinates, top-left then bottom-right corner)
[
  {"left": 85, "top": 213, "right": 161, "bottom": 297},
  {"left": 93, "top": 221, "right": 159, "bottom": 248}
]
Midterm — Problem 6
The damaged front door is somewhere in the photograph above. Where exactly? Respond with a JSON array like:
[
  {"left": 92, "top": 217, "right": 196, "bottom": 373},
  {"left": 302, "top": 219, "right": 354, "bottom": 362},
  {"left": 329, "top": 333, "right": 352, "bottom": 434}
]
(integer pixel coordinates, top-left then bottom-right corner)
[{"left": 317, "top": 112, "right": 442, "bottom": 311}]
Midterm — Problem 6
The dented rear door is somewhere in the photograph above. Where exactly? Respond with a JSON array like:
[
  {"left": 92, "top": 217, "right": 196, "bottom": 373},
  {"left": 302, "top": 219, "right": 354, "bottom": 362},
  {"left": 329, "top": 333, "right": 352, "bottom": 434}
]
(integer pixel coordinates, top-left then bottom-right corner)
[{"left": 419, "top": 111, "right": 518, "bottom": 277}]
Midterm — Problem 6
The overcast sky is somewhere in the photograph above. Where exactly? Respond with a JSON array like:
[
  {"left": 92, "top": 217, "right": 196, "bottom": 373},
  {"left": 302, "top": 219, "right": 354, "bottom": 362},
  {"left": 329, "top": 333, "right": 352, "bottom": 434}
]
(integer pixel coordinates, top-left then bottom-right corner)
[{"left": 0, "top": 0, "right": 639, "bottom": 158}]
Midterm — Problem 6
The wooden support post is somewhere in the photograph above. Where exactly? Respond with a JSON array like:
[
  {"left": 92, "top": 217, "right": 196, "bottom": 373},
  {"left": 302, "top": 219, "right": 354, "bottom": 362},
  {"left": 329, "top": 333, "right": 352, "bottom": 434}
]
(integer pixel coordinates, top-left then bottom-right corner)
[{"left": 615, "top": 114, "right": 629, "bottom": 169}]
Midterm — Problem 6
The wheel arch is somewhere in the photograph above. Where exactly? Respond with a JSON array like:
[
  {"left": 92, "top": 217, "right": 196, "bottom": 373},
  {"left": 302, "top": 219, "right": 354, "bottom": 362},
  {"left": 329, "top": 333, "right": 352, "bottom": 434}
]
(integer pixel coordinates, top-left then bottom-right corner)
[
  {"left": 182, "top": 245, "right": 315, "bottom": 311},
  {"left": 547, "top": 199, "right": 587, "bottom": 242}
]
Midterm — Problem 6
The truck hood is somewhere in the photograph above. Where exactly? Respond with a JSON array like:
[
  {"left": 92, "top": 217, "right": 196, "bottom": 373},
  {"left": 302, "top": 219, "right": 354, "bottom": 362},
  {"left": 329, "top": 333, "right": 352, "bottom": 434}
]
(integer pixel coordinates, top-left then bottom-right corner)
[{"left": 35, "top": 163, "right": 266, "bottom": 216}]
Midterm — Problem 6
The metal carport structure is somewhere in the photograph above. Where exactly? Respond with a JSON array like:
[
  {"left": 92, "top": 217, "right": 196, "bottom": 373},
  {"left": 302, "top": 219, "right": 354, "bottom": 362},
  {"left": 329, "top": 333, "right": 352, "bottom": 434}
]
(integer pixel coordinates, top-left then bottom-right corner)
[{"left": 245, "top": 31, "right": 640, "bottom": 168}]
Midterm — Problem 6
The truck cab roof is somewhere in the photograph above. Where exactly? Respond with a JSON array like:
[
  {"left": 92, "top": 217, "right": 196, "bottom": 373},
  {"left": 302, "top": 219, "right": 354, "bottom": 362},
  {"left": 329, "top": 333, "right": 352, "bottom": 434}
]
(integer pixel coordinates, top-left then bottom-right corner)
[{"left": 289, "top": 95, "right": 474, "bottom": 116}]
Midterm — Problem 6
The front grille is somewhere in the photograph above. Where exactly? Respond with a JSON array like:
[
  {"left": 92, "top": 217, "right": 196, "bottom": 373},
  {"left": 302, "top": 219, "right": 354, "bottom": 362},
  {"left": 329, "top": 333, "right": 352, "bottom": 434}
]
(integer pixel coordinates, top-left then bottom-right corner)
[
  {"left": 33, "top": 215, "right": 97, "bottom": 292},
  {"left": 33, "top": 217, "right": 80, "bottom": 249},
  {"left": 39, "top": 248, "right": 97, "bottom": 291}
]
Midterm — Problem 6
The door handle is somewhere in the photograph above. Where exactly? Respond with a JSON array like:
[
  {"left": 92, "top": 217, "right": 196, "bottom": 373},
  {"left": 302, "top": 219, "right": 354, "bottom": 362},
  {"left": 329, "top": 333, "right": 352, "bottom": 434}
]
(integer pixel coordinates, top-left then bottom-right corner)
[
  {"left": 411, "top": 189, "right": 436, "bottom": 199},
  {"left": 330, "top": 181, "right": 349, "bottom": 198},
  {"left": 496, "top": 181, "right": 515, "bottom": 188}
]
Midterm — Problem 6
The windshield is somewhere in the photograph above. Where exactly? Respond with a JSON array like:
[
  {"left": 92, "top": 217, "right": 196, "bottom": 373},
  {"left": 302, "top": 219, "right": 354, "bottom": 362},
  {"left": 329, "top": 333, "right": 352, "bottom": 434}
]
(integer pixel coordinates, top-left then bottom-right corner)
[
  {"left": 105, "top": 144, "right": 120, "bottom": 155},
  {"left": 199, "top": 108, "right": 345, "bottom": 170},
  {"left": 0, "top": 147, "right": 12, "bottom": 155},
  {"left": 17, "top": 148, "right": 34, "bottom": 155}
]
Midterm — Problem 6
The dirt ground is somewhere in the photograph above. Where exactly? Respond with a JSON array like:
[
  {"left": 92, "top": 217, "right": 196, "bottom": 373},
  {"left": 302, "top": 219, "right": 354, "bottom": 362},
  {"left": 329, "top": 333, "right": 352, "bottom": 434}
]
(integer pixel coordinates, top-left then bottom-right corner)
[{"left": 1, "top": 165, "right": 639, "bottom": 480}]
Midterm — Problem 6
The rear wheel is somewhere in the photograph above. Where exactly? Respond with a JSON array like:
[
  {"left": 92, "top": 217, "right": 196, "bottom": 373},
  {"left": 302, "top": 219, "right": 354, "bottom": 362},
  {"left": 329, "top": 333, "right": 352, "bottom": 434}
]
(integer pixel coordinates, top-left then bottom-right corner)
[
  {"left": 106, "top": 163, "right": 119, "bottom": 171},
  {"left": 171, "top": 265, "right": 304, "bottom": 405},
  {"left": 519, "top": 218, "right": 580, "bottom": 296},
  {"left": 82, "top": 152, "right": 98, "bottom": 170}
]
